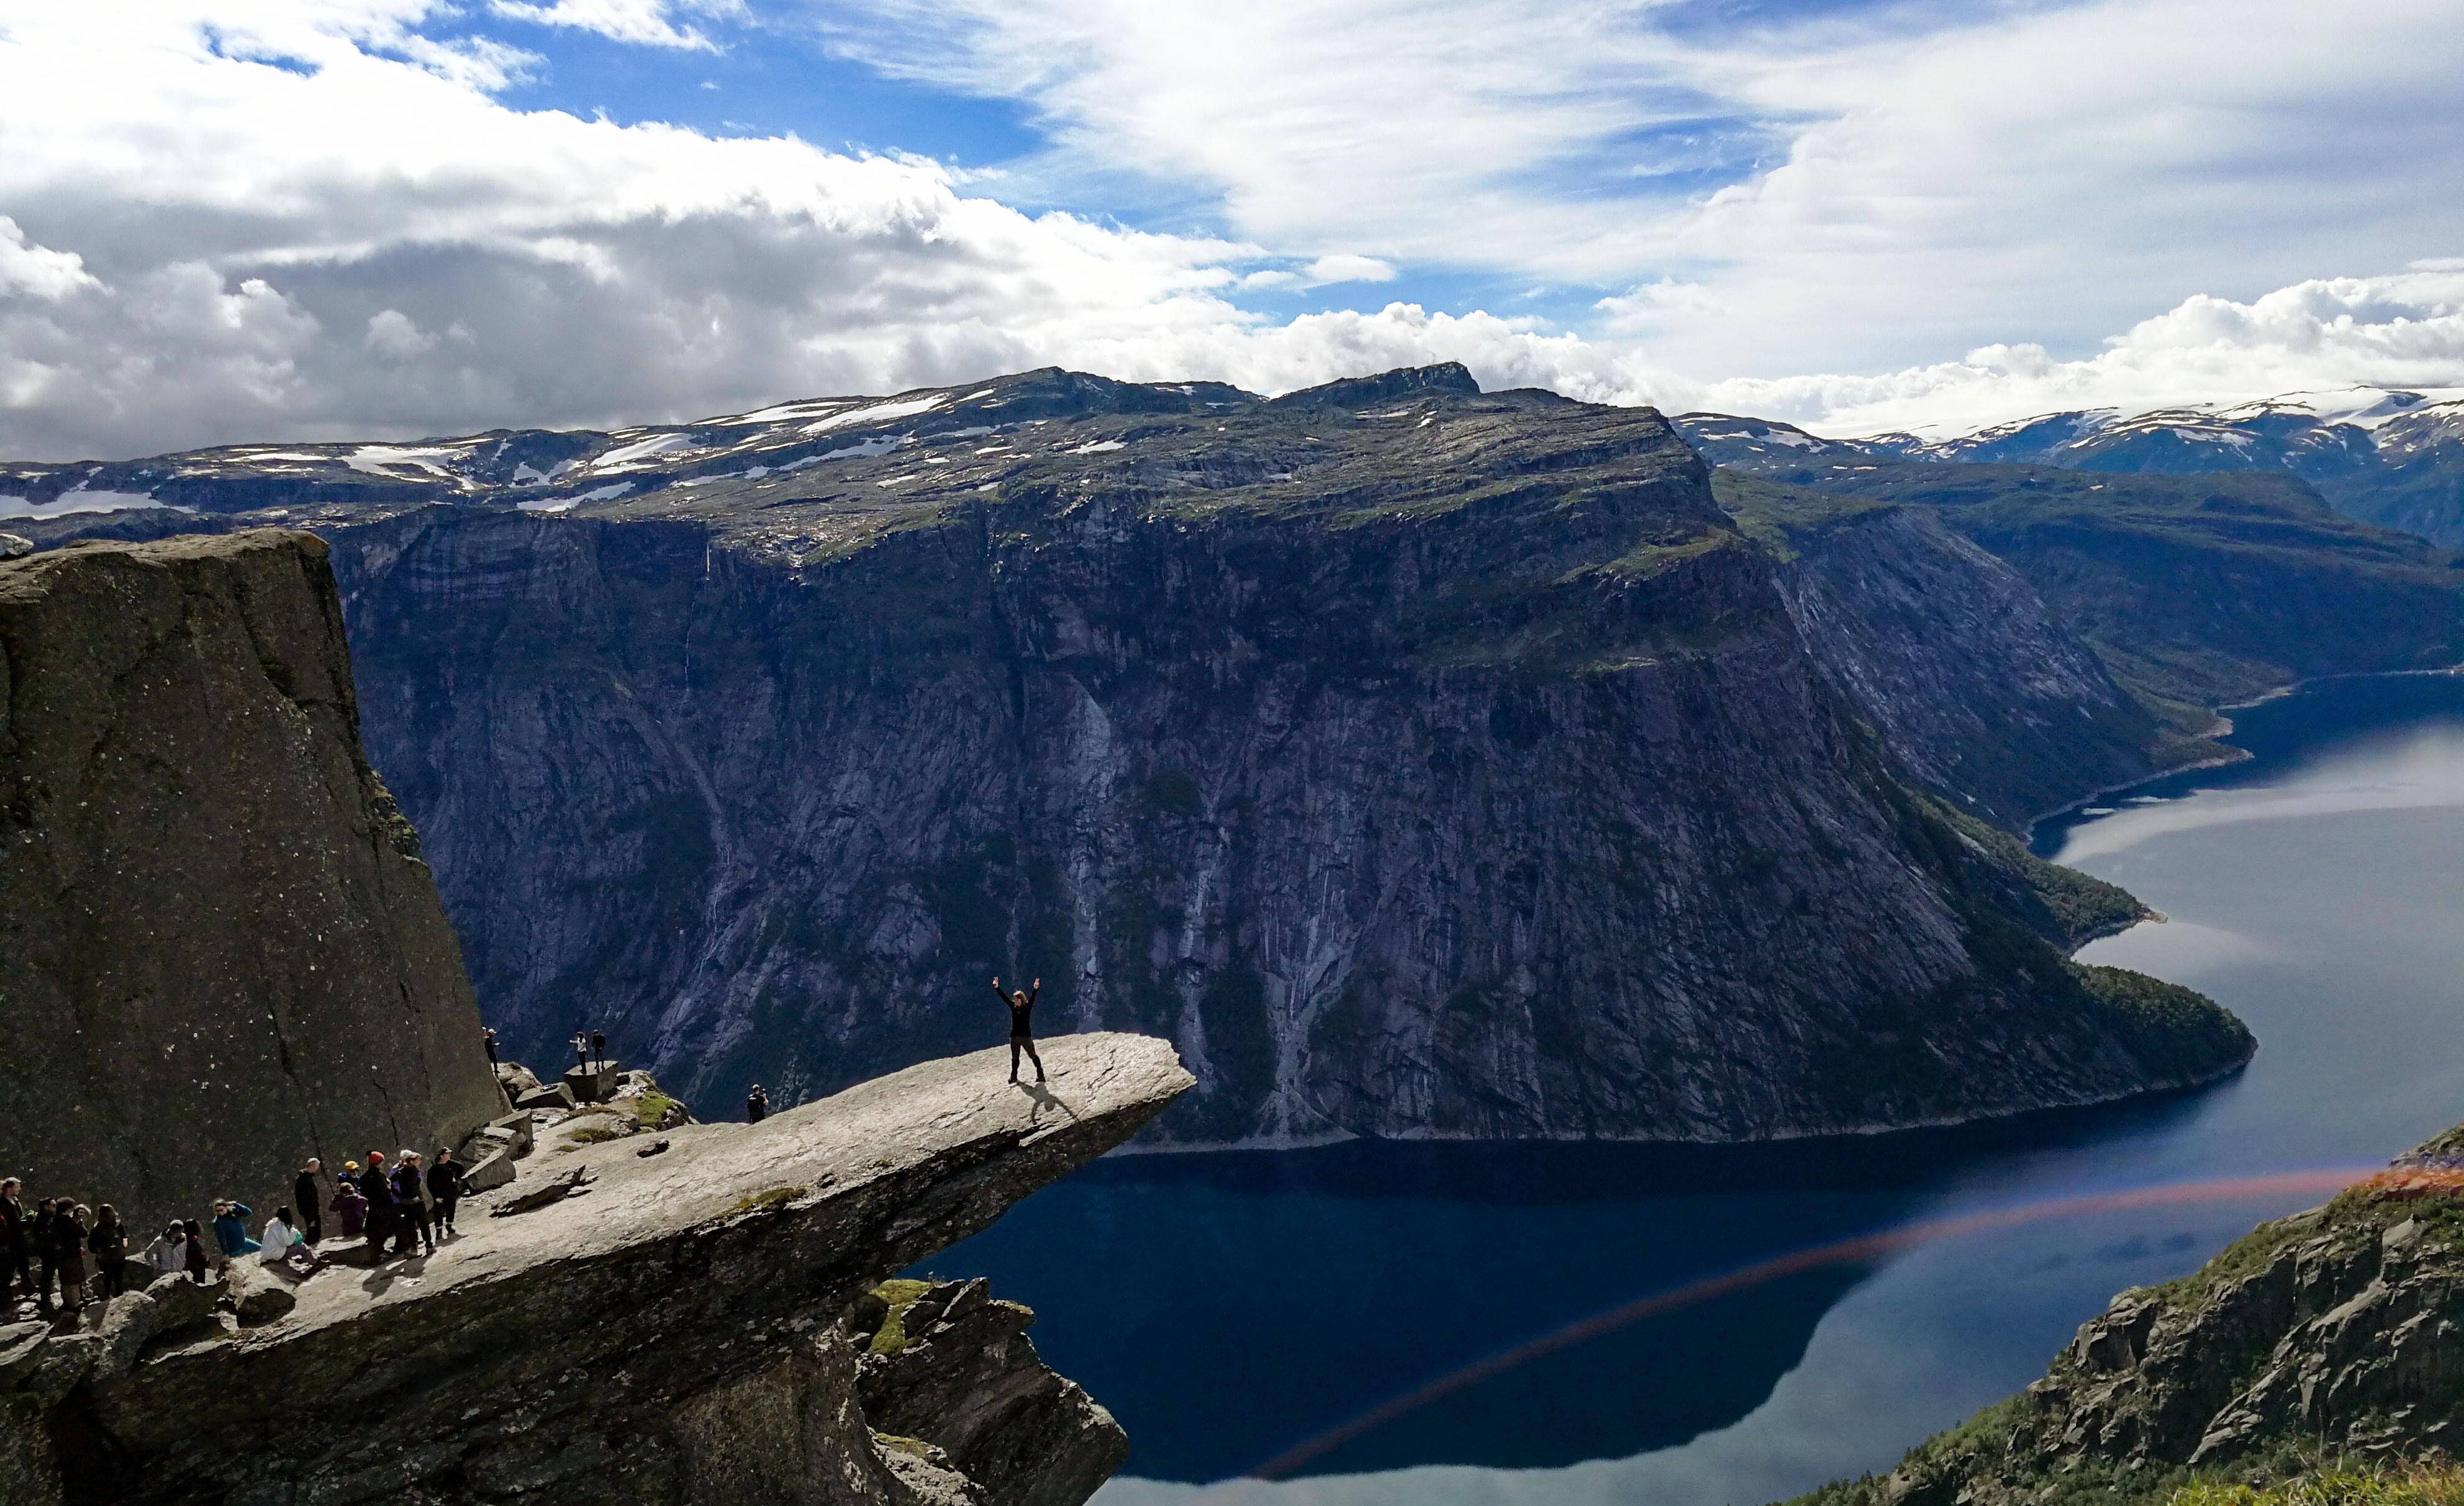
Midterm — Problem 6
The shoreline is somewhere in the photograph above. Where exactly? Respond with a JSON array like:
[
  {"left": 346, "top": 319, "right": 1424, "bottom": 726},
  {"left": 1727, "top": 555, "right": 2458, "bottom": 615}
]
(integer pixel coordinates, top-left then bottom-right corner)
[{"left": 2021, "top": 662, "right": 2464, "bottom": 851}]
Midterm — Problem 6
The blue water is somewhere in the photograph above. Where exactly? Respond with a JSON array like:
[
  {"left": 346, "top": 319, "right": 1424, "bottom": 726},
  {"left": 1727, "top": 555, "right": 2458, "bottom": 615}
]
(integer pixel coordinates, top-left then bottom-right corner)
[{"left": 926, "top": 673, "right": 2464, "bottom": 1504}]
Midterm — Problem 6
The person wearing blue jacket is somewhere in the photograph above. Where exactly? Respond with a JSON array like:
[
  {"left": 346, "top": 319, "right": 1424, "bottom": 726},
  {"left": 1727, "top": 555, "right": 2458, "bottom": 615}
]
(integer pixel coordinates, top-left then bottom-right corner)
[{"left": 209, "top": 1200, "right": 258, "bottom": 1258}]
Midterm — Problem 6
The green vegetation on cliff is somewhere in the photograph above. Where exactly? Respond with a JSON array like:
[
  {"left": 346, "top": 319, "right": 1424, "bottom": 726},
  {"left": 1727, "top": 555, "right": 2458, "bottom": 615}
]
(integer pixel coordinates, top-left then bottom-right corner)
[
  {"left": 1788, "top": 1132, "right": 2464, "bottom": 1506},
  {"left": 2172, "top": 1460, "right": 2464, "bottom": 1506}
]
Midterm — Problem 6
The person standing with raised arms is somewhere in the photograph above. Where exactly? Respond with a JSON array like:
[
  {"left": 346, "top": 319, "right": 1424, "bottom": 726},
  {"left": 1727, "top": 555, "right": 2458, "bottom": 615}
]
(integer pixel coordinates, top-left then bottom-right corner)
[{"left": 991, "top": 976, "right": 1045, "bottom": 1084}]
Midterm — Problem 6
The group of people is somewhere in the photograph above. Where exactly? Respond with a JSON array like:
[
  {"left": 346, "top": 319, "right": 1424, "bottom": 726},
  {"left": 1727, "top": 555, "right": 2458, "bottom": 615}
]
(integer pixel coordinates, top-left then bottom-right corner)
[
  {"left": 0, "top": 1177, "right": 263, "bottom": 1315},
  {"left": 322, "top": 1148, "right": 470, "bottom": 1260},
  {"left": 0, "top": 1145, "right": 478, "bottom": 1317}
]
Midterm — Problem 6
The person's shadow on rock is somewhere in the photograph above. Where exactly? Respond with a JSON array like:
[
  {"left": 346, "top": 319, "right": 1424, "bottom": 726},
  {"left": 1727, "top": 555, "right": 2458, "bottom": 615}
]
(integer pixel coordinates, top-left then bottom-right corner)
[
  {"left": 1015, "top": 1081, "right": 1078, "bottom": 1125},
  {"left": 358, "top": 1252, "right": 433, "bottom": 1294}
]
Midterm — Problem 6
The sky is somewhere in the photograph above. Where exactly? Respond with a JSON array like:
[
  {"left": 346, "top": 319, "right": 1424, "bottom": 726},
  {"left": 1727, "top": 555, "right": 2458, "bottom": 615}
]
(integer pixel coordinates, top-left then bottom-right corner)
[{"left": 1, "top": 0, "right": 2462, "bottom": 459}]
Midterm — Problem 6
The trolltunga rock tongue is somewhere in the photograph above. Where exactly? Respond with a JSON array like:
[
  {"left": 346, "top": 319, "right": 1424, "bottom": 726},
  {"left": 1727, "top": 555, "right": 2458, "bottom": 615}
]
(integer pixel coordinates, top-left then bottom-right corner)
[{"left": 70, "top": 1032, "right": 1191, "bottom": 1505}]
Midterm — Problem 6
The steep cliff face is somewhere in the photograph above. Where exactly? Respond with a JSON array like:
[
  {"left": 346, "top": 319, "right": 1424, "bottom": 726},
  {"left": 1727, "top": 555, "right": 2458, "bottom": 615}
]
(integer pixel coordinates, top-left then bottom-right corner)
[
  {"left": 1703, "top": 462, "right": 2464, "bottom": 728},
  {"left": 0, "top": 531, "right": 503, "bottom": 1234},
  {"left": 1801, "top": 1131, "right": 2464, "bottom": 1506},
  {"left": 1719, "top": 474, "right": 2169, "bottom": 827},
  {"left": 0, "top": 1034, "right": 1193, "bottom": 1506},
  {"left": 317, "top": 371, "right": 2247, "bottom": 1145}
]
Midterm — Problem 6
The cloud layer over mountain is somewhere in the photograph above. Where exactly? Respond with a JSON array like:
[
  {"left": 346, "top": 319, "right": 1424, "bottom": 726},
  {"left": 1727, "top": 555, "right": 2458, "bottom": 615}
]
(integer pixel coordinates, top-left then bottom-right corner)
[{"left": 1, "top": 1, "right": 2460, "bottom": 458}]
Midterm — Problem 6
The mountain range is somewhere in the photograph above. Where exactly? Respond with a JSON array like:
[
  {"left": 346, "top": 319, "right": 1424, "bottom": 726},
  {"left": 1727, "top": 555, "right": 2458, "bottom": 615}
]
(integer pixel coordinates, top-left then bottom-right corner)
[
  {"left": 10, "top": 363, "right": 2462, "bottom": 1145},
  {"left": 1677, "top": 386, "right": 2464, "bottom": 547}
]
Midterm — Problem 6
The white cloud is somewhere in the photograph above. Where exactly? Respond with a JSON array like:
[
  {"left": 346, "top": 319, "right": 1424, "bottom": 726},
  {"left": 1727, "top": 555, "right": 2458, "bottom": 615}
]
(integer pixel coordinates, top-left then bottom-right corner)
[
  {"left": 364, "top": 308, "right": 438, "bottom": 359},
  {"left": 1, "top": 1, "right": 2460, "bottom": 458},
  {"left": 1301, "top": 254, "right": 1396, "bottom": 286},
  {"left": 487, "top": 0, "right": 744, "bottom": 52},
  {"left": 0, "top": 219, "right": 101, "bottom": 302},
  {"left": 818, "top": 0, "right": 2464, "bottom": 374}
]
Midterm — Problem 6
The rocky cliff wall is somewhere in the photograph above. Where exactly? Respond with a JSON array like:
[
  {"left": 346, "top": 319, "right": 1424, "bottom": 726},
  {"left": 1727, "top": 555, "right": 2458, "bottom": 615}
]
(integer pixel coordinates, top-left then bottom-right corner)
[
  {"left": 0, "top": 531, "right": 504, "bottom": 1234},
  {"left": 0, "top": 1032, "right": 1192, "bottom": 1506},
  {"left": 324, "top": 386, "right": 2248, "bottom": 1146},
  {"left": 1720, "top": 477, "right": 2168, "bottom": 827},
  {"left": 1801, "top": 1131, "right": 2464, "bottom": 1506}
]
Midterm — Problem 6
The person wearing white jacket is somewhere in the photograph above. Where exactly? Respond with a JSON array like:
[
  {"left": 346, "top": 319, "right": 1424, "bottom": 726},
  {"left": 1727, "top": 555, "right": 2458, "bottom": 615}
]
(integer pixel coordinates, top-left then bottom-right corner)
[
  {"left": 261, "top": 1208, "right": 303, "bottom": 1265},
  {"left": 138, "top": 1224, "right": 184, "bottom": 1281}
]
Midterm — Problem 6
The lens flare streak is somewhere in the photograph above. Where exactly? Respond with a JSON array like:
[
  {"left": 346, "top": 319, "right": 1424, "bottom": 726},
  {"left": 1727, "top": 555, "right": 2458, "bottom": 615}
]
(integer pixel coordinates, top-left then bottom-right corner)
[{"left": 1248, "top": 1165, "right": 2457, "bottom": 1481}]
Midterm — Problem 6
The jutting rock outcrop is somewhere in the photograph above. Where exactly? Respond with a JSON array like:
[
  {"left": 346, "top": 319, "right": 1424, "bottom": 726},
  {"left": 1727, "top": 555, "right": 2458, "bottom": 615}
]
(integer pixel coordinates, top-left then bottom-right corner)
[
  {"left": 0, "top": 531, "right": 504, "bottom": 1235},
  {"left": 1799, "top": 1127, "right": 2464, "bottom": 1506},
  {"left": 2, "top": 1032, "right": 1192, "bottom": 1506}
]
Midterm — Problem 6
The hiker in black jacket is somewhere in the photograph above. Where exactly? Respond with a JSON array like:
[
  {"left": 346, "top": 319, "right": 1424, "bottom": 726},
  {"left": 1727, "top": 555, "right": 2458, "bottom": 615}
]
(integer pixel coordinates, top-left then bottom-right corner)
[
  {"left": 427, "top": 1150, "right": 466, "bottom": 1237},
  {"left": 392, "top": 1153, "right": 434, "bottom": 1256},
  {"left": 359, "top": 1154, "right": 399, "bottom": 1263},
  {"left": 0, "top": 1179, "right": 29, "bottom": 1305},
  {"left": 991, "top": 975, "right": 1046, "bottom": 1084},
  {"left": 294, "top": 1159, "right": 326, "bottom": 1245},
  {"left": 30, "top": 1199, "right": 60, "bottom": 1310}
]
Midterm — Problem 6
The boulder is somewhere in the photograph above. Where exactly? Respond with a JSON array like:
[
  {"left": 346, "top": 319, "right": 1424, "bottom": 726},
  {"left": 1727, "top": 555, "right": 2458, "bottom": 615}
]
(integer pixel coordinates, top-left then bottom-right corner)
[
  {"left": 461, "top": 1147, "right": 516, "bottom": 1194},
  {"left": 497, "top": 1063, "right": 542, "bottom": 1098},
  {"left": 0, "top": 533, "right": 502, "bottom": 1239},
  {"left": 565, "top": 1061, "right": 620, "bottom": 1104},
  {"left": 514, "top": 1081, "right": 578, "bottom": 1112},
  {"left": 233, "top": 1284, "right": 296, "bottom": 1327},
  {"left": 140, "top": 1271, "right": 220, "bottom": 1340},
  {"left": 488, "top": 1165, "right": 592, "bottom": 1217},
  {"left": 492, "top": 1111, "right": 536, "bottom": 1157},
  {"left": 0, "top": 1322, "right": 49, "bottom": 1389},
  {"left": 20, "top": 1333, "right": 102, "bottom": 1407}
]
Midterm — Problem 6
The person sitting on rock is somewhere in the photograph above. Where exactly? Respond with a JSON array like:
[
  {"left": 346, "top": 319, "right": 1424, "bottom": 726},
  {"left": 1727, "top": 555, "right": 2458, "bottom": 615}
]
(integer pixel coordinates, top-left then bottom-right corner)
[
  {"left": 746, "top": 1084, "right": 769, "bottom": 1124},
  {"left": 992, "top": 975, "right": 1046, "bottom": 1084},
  {"left": 210, "top": 1200, "right": 259, "bottom": 1259},
  {"left": 427, "top": 1149, "right": 466, "bottom": 1238},
  {"left": 258, "top": 1207, "right": 304, "bottom": 1261},
  {"left": 332, "top": 1165, "right": 368, "bottom": 1240},
  {"left": 181, "top": 1221, "right": 209, "bottom": 1285}
]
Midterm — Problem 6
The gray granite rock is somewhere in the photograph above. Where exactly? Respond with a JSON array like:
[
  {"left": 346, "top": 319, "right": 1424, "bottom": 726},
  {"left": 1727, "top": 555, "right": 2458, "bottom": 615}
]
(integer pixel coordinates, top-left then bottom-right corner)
[
  {"left": 860, "top": 1279, "right": 1128, "bottom": 1506},
  {"left": 31, "top": 1032, "right": 1189, "bottom": 1505},
  {"left": 0, "top": 532, "right": 502, "bottom": 1237}
]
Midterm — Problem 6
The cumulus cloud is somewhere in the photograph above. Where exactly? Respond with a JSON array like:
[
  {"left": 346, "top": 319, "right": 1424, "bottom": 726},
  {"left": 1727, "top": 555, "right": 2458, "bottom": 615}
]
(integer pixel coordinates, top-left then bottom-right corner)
[
  {"left": 1, "top": 1, "right": 2460, "bottom": 459},
  {"left": 818, "top": 0, "right": 2464, "bottom": 374},
  {"left": 0, "top": 219, "right": 101, "bottom": 302}
]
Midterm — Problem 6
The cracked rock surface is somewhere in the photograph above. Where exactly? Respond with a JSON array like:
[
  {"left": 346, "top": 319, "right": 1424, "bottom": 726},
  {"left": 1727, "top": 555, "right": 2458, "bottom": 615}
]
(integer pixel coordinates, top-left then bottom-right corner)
[
  {"left": 7, "top": 1031, "right": 1189, "bottom": 1505},
  {"left": 0, "top": 531, "right": 503, "bottom": 1237}
]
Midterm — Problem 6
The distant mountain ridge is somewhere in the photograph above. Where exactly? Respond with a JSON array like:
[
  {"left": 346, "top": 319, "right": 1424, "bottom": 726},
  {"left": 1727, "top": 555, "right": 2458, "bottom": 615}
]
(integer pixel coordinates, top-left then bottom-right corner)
[{"left": 1678, "top": 387, "right": 2464, "bottom": 547}]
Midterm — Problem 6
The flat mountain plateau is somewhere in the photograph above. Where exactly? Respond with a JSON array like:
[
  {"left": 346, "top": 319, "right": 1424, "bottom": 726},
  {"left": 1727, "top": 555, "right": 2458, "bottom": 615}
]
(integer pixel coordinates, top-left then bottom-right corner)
[{"left": 2, "top": 368, "right": 2298, "bottom": 1145}]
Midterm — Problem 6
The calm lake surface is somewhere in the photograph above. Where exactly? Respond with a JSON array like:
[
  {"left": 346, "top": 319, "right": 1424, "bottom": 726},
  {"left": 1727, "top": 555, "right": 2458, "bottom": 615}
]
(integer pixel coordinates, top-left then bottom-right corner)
[{"left": 927, "top": 673, "right": 2464, "bottom": 1506}]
